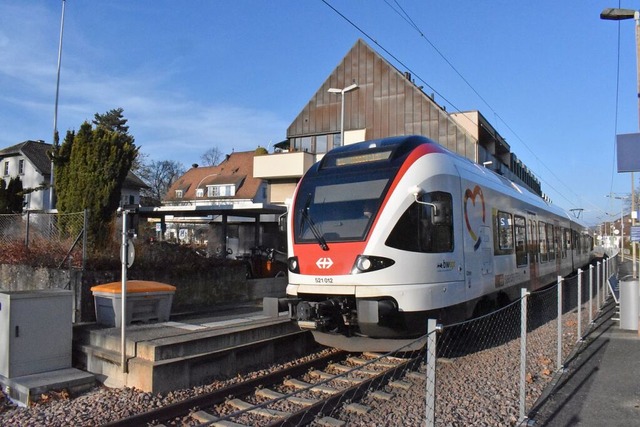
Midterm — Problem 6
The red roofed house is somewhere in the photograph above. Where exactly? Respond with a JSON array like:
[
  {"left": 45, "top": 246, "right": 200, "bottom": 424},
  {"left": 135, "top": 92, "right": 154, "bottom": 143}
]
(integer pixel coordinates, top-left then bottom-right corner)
[{"left": 145, "top": 149, "right": 285, "bottom": 258}]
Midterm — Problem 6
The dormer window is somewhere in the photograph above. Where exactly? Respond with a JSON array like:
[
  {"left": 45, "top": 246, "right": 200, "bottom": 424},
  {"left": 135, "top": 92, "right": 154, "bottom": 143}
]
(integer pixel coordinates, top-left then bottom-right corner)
[
  {"left": 175, "top": 189, "right": 183, "bottom": 199},
  {"left": 196, "top": 188, "right": 204, "bottom": 198},
  {"left": 207, "top": 184, "right": 236, "bottom": 197}
]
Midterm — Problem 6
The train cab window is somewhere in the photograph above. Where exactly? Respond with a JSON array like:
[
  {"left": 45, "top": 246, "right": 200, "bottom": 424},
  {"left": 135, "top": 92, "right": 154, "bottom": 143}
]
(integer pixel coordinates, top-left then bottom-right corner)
[
  {"left": 514, "top": 215, "right": 527, "bottom": 267},
  {"left": 495, "top": 211, "right": 514, "bottom": 255},
  {"left": 385, "top": 191, "right": 453, "bottom": 253},
  {"left": 539, "top": 222, "right": 548, "bottom": 263}
]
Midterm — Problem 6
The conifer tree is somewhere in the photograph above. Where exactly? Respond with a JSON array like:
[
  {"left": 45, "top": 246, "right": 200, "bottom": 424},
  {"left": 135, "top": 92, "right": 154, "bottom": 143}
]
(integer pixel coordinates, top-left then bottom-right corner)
[
  {"left": 5, "top": 176, "right": 24, "bottom": 214},
  {"left": 53, "top": 108, "right": 138, "bottom": 248}
]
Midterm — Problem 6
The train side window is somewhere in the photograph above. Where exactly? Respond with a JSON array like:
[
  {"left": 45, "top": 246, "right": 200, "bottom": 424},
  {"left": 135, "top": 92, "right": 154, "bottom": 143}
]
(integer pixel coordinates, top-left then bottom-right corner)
[
  {"left": 560, "top": 227, "right": 567, "bottom": 259},
  {"left": 528, "top": 219, "right": 538, "bottom": 263},
  {"left": 495, "top": 211, "right": 513, "bottom": 255},
  {"left": 385, "top": 191, "right": 453, "bottom": 253},
  {"left": 514, "top": 215, "right": 527, "bottom": 267},
  {"left": 539, "top": 222, "right": 548, "bottom": 262},
  {"left": 547, "top": 223, "right": 556, "bottom": 261}
]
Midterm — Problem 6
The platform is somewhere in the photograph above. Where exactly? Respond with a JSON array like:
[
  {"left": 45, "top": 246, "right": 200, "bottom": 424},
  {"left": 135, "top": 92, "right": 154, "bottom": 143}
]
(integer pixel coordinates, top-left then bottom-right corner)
[{"left": 73, "top": 299, "right": 315, "bottom": 393}]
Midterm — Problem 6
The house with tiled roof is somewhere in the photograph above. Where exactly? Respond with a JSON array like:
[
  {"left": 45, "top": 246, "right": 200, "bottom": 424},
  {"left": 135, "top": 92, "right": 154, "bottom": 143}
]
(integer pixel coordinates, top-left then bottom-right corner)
[
  {"left": 0, "top": 140, "right": 148, "bottom": 211},
  {"left": 0, "top": 140, "right": 54, "bottom": 211},
  {"left": 144, "top": 149, "right": 285, "bottom": 257}
]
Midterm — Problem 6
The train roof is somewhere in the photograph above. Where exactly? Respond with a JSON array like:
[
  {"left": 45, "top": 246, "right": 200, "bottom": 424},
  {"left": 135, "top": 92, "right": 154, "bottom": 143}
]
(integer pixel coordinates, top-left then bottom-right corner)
[{"left": 319, "top": 135, "right": 587, "bottom": 230}]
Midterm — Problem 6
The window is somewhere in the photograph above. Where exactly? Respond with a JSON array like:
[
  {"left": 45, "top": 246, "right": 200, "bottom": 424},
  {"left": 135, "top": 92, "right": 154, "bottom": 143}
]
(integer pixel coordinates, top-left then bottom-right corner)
[
  {"left": 175, "top": 190, "right": 183, "bottom": 199},
  {"left": 3, "top": 161, "right": 8, "bottom": 176},
  {"left": 528, "top": 219, "right": 537, "bottom": 263},
  {"left": 386, "top": 191, "right": 454, "bottom": 253},
  {"left": 514, "top": 215, "right": 527, "bottom": 267},
  {"left": 196, "top": 188, "right": 204, "bottom": 198},
  {"left": 316, "top": 135, "right": 328, "bottom": 154},
  {"left": 207, "top": 184, "right": 235, "bottom": 197},
  {"left": 495, "top": 211, "right": 514, "bottom": 254},
  {"left": 547, "top": 223, "right": 556, "bottom": 261},
  {"left": 18, "top": 159, "right": 24, "bottom": 175},
  {"left": 539, "top": 222, "right": 548, "bottom": 262}
]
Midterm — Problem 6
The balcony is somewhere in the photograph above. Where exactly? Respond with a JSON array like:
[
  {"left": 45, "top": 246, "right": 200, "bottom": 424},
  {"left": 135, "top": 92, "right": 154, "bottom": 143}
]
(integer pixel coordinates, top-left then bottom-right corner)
[{"left": 253, "top": 151, "right": 317, "bottom": 180}]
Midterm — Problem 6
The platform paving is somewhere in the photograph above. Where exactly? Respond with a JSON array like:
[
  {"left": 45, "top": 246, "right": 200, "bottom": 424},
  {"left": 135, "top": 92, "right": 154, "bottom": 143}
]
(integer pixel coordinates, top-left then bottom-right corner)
[{"left": 528, "top": 260, "right": 640, "bottom": 426}]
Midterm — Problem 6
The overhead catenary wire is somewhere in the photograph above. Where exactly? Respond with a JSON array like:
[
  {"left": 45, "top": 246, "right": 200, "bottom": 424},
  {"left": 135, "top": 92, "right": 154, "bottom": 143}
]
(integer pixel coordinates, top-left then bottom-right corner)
[{"left": 321, "top": 0, "right": 606, "bottom": 218}]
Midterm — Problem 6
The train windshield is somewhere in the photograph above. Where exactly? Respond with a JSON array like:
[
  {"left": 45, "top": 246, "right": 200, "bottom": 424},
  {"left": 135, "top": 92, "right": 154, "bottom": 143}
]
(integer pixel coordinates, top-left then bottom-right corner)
[{"left": 294, "top": 172, "right": 390, "bottom": 244}]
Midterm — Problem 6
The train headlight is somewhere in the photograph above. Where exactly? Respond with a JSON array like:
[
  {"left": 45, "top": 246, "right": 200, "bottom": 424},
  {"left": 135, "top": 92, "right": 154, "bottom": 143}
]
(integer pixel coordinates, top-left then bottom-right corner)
[
  {"left": 352, "top": 255, "right": 395, "bottom": 274},
  {"left": 287, "top": 256, "right": 300, "bottom": 273}
]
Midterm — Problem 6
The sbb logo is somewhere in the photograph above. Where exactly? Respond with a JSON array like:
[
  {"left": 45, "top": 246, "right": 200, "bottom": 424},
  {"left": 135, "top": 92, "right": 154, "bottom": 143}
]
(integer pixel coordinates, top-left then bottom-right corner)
[{"left": 316, "top": 257, "right": 334, "bottom": 269}]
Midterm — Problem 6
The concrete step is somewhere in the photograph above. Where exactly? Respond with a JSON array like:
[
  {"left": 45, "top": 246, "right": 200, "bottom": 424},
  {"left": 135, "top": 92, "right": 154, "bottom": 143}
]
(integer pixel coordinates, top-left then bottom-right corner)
[{"left": 0, "top": 368, "right": 95, "bottom": 406}]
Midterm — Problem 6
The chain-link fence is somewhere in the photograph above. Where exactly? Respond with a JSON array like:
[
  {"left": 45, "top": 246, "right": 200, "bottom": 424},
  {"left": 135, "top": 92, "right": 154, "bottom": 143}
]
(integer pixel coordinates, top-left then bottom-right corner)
[
  {"left": 202, "top": 256, "right": 617, "bottom": 426},
  {"left": 0, "top": 210, "right": 87, "bottom": 268}
]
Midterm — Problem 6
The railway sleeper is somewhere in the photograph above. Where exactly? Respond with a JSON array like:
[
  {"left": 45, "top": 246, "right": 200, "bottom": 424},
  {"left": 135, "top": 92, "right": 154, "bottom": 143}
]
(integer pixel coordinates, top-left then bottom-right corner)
[
  {"left": 227, "top": 398, "right": 290, "bottom": 418},
  {"left": 283, "top": 378, "right": 339, "bottom": 394},
  {"left": 308, "top": 369, "right": 365, "bottom": 385},
  {"left": 254, "top": 388, "right": 319, "bottom": 406},
  {"left": 191, "top": 410, "right": 248, "bottom": 427},
  {"left": 347, "top": 356, "right": 398, "bottom": 369},
  {"left": 329, "top": 362, "right": 380, "bottom": 377},
  {"left": 388, "top": 379, "right": 412, "bottom": 390}
]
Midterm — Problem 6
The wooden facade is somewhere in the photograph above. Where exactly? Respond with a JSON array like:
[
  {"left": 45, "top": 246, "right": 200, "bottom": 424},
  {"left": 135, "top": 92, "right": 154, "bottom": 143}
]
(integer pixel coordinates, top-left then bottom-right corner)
[{"left": 286, "top": 39, "right": 477, "bottom": 161}]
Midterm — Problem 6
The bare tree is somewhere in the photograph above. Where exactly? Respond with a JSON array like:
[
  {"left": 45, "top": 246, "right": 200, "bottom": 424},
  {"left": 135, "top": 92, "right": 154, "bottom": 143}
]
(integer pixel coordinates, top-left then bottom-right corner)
[
  {"left": 137, "top": 159, "right": 185, "bottom": 206},
  {"left": 200, "top": 146, "right": 223, "bottom": 166}
]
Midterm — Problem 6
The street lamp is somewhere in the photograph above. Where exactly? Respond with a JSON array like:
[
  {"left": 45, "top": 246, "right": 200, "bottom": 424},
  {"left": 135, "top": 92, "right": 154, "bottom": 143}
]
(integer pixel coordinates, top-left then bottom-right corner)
[
  {"left": 328, "top": 83, "right": 359, "bottom": 146},
  {"left": 607, "top": 194, "right": 630, "bottom": 255},
  {"left": 601, "top": 8, "right": 640, "bottom": 277}
]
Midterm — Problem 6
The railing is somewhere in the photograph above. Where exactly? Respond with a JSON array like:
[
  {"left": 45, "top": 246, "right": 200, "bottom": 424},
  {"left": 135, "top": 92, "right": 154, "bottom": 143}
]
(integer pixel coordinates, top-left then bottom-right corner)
[{"left": 206, "top": 256, "right": 617, "bottom": 426}]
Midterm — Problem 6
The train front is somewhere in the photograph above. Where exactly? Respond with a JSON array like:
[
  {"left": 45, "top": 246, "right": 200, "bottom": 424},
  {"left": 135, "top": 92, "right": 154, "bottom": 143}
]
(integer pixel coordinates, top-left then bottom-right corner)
[{"left": 285, "top": 136, "right": 461, "bottom": 350}]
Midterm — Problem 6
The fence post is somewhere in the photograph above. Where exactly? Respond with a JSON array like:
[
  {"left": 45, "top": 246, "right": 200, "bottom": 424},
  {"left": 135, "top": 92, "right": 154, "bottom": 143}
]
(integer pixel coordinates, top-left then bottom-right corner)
[
  {"left": 557, "top": 276, "right": 563, "bottom": 371},
  {"left": 426, "top": 318, "right": 438, "bottom": 427},
  {"left": 519, "top": 288, "right": 529, "bottom": 423},
  {"left": 82, "top": 209, "right": 88, "bottom": 270},
  {"left": 577, "top": 268, "right": 582, "bottom": 341},
  {"left": 596, "top": 262, "right": 601, "bottom": 311},
  {"left": 24, "top": 211, "right": 30, "bottom": 248},
  {"left": 589, "top": 264, "right": 594, "bottom": 324}
]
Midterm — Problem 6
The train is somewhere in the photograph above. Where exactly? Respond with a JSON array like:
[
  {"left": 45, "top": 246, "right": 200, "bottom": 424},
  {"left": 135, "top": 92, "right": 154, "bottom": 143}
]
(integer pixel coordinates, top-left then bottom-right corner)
[{"left": 284, "top": 135, "right": 594, "bottom": 351}]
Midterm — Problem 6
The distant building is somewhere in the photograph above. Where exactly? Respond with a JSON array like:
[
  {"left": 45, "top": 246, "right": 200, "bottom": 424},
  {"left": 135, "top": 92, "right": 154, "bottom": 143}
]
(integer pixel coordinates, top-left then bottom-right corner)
[
  {"left": 145, "top": 149, "right": 285, "bottom": 256},
  {"left": 0, "top": 140, "right": 148, "bottom": 211},
  {"left": 255, "top": 38, "right": 543, "bottom": 205}
]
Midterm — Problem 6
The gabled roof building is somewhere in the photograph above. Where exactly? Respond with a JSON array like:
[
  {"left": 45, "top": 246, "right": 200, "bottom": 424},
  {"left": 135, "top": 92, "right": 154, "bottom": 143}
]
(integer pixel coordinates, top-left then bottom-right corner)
[
  {"left": 255, "top": 39, "right": 542, "bottom": 204},
  {"left": 0, "top": 140, "right": 148, "bottom": 211}
]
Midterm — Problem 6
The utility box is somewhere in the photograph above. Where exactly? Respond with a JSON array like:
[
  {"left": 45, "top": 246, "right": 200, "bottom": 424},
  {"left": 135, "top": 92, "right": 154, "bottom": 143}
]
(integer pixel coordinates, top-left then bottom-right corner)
[
  {"left": 91, "top": 280, "right": 176, "bottom": 327},
  {"left": 0, "top": 290, "right": 73, "bottom": 378},
  {"left": 619, "top": 278, "right": 639, "bottom": 331}
]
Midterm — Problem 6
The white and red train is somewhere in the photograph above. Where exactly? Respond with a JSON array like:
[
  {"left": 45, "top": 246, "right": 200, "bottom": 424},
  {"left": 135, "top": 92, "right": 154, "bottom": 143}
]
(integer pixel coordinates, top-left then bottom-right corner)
[{"left": 284, "top": 135, "right": 593, "bottom": 351}]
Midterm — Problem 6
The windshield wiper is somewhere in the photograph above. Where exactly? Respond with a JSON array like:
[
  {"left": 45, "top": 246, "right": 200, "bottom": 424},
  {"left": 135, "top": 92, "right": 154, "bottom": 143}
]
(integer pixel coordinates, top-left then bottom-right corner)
[{"left": 300, "top": 195, "right": 329, "bottom": 251}]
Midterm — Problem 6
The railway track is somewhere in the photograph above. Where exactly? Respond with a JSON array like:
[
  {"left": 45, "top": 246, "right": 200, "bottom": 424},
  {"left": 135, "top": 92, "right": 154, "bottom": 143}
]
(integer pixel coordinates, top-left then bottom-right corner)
[{"left": 103, "top": 349, "right": 423, "bottom": 426}]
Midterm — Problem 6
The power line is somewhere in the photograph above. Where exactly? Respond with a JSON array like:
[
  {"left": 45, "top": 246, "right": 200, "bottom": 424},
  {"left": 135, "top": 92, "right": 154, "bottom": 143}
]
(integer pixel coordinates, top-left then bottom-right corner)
[{"left": 322, "top": 0, "right": 588, "bottom": 212}]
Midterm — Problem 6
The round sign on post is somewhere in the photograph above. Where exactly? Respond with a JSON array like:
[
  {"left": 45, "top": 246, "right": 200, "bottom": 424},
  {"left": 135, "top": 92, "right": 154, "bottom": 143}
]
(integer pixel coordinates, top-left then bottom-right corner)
[
  {"left": 127, "top": 238, "right": 135, "bottom": 267},
  {"left": 121, "top": 238, "right": 135, "bottom": 267}
]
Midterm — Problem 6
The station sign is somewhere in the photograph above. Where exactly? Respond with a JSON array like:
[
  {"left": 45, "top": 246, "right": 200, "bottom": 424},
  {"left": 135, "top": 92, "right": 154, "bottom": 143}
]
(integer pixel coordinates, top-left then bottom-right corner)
[{"left": 631, "top": 225, "right": 640, "bottom": 242}]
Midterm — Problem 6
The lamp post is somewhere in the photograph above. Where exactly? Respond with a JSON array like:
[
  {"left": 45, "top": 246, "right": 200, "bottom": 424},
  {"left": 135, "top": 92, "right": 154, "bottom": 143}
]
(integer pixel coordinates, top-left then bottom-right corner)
[
  {"left": 328, "top": 83, "right": 359, "bottom": 146},
  {"left": 607, "top": 194, "right": 630, "bottom": 256},
  {"left": 601, "top": 8, "right": 640, "bottom": 277},
  {"left": 49, "top": 0, "right": 66, "bottom": 211}
]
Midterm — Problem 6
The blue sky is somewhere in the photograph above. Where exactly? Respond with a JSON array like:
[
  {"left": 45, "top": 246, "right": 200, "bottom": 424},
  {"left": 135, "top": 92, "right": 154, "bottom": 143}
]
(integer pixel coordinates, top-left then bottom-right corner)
[{"left": 1, "top": 1, "right": 638, "bottom": 226}]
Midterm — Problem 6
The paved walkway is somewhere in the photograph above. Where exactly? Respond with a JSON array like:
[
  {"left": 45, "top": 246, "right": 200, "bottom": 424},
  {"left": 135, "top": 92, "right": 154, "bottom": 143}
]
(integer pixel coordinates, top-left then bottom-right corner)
[{"left": 529, "top": 262, "right": 640, "bottom": 426}]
